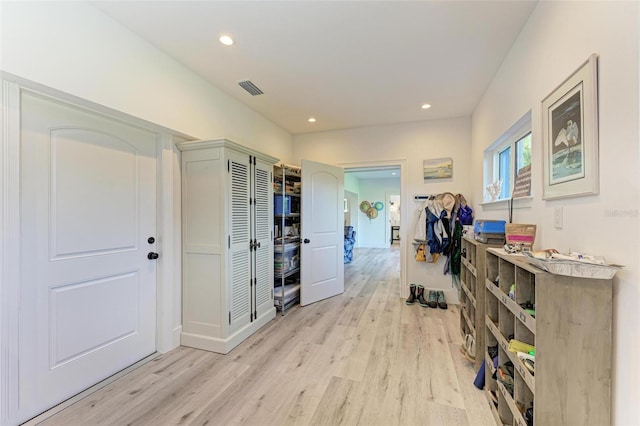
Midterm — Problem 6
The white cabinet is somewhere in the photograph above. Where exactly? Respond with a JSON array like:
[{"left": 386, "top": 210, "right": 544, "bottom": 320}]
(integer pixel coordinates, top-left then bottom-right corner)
[{"left": 178, "top": 139, "right": 277, "bottom": 354}]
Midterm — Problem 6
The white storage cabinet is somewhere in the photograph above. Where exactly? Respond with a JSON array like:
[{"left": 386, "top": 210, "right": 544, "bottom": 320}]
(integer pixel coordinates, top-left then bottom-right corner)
[{"left": 178, "top": 139, "right": 277, "bottom": 354}]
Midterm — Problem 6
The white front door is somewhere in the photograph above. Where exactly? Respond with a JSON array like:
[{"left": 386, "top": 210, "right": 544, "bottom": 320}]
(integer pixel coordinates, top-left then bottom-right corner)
[
  {"left": 18, "top": 92, "right": 158, "bottom": 422},
  {"left": 300, "top": 159, "right": 344, "bottom": 305}
]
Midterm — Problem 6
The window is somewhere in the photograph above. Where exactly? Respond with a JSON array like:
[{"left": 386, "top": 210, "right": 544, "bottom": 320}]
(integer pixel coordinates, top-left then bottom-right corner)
[
  {"left": 484, "top": 112, "right": 532, "bottom": 202},
  {"left": 498, "top": 146, "right": 511, "bottom": 199}
]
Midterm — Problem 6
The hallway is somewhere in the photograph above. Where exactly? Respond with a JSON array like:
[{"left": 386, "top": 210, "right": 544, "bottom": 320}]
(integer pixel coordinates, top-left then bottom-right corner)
[{"left": 41, "top": 247, "right": 493, "bottom": 425}]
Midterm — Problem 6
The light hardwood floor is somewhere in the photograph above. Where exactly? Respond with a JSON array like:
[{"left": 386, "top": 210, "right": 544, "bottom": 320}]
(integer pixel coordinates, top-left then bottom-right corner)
[{"left": 40, "top": 247, "right": 494, "bottom": 426}]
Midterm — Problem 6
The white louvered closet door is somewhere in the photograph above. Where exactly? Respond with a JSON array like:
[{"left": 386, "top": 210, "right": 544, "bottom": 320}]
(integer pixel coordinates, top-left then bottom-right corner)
[
  {"left": 228, "top": 152, "right": 252, "bottom": 334},
  {"left": 253, "top": 158, "right": 274, "bottom": 319}
]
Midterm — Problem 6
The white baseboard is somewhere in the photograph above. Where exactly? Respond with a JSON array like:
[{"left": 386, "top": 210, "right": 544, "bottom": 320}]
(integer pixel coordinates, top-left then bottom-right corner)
[{"left": 171, "top": 325, "right": 182, "bottom": 351}]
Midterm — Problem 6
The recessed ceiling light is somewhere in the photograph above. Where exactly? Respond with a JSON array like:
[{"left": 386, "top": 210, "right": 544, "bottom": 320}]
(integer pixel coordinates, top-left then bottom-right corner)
[
  {"left": 421, "top": 104, "right": 431, "bottom": 109},
  {"left": 308, "top": 117, "right": 316, "bottom": 123},
  {"left": 219, "top": 35, "right": 234, "bottom": 46}
]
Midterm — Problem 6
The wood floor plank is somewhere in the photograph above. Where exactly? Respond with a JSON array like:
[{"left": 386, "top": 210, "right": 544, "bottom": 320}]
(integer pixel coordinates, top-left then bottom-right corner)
[
  {"left": 40, "top": 348, "right": 213, "bottom": 425},
  {"left": 448, "top": 342, "right": 496, "bottom": 426},
  {"left": 308, "top": 376, "right": 364, "bottom": 426},
  {"left": 41, "top": 247, "right": 497, "bottom": 426},
  {"left": 440, "top": 302, "right": 465, "bottom": 345},
  {"left": 126, "top": 360, "right": 250, "bottom": 426}
]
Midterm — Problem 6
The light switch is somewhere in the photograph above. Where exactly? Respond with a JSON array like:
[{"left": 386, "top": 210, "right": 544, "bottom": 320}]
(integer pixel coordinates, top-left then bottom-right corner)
[{"left": 554, "top": 206, "right": 563, "bottom": 229}]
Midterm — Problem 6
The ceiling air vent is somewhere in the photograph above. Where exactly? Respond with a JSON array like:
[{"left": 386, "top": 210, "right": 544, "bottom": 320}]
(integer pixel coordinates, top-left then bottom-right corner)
[{"left": 238, "top": 80, "right": 264, "bottom": 96}]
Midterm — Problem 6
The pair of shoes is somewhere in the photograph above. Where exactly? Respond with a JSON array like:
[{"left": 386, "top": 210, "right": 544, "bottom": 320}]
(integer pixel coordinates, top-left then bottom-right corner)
[
  {"left": 460, "top": 334, "right": 476, "bottom": 361},
  {"left": 406, "top": 284, "right": 429, "bottom": 307},
  {"left": 497, "top": 361, "right": 515, "bottom": 396},
  {"left": 487, "top": 344, "right": 498, "bottom": 360},
  {"left": 405, "top": 284, "right": 417, "bottom": 305},
  {"left": 427, "top": 290, "right": 447, "bottom": 309}
]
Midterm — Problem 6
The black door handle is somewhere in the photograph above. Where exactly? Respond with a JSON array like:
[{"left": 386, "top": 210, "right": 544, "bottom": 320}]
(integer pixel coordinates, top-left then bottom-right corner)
[
  {"left": 303, "top": 239, "right": 310, "bottom": 244},
  {"left": 147, "top": 252, "right": 159, "bottom": 260}
]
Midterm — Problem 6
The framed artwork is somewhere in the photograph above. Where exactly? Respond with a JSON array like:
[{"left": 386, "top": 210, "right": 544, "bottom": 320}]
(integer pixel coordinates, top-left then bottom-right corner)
[
  {"left": 542, "top": 54, "right": 599, "bottom": 200},
  {"left": 423, "top": 157, "right": 453, "bottom": 181}
]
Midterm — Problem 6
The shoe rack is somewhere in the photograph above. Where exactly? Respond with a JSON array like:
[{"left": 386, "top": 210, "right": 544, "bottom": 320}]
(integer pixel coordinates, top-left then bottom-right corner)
[
  {"left": 483, "top": 247, "right": 613, "bottom": 426},
  {"left": 459, "top": 235, "right": 500, "bottom": 370},
  {"left": 273, "top": 164, "right": 302, "bottom": 313}
]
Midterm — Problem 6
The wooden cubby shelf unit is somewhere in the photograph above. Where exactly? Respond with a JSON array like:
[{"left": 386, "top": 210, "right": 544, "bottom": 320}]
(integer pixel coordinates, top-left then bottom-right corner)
[
  {"left": 483, "top": 247, "right": 612, "bottom": 426},
  {"left": 459, "top": 236, "right": 501, "bottom": 370}
]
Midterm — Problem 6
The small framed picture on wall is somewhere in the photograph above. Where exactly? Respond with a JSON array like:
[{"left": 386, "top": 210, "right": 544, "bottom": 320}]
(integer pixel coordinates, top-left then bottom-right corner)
[{"left": 423, "top": 157, "right": 453, "bottom": 182}]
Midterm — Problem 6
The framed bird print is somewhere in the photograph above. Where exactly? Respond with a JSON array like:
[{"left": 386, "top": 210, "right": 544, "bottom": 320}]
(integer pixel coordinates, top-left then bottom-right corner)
[{"left": 542, "top": 53, "right": 599, "bottom": 200}]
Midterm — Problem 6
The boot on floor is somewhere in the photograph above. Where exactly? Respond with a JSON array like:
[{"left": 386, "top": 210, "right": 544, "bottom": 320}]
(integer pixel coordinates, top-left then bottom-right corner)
[
  {"left": 405, "top": 284, "right": 417, "bottom": 305},
  {"left": 427, "top": 290, "right": 438, "bottom": 308},
  {"left": 416, "top": 285, "right": 429, "bottom": 307},
  {"left": 437, "top": 290, "right": 448, "bottom": 309}
]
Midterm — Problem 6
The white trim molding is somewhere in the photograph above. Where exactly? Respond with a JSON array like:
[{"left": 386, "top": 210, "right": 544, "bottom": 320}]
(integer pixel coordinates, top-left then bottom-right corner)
[{"left": 1, "top": 79, "right": 21, "bottom": 426}]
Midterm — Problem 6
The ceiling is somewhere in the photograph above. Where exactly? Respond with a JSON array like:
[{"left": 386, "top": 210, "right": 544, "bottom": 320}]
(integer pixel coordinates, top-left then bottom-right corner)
[{"left": 93, "top": 1, "right": 537, "bottom": 135}]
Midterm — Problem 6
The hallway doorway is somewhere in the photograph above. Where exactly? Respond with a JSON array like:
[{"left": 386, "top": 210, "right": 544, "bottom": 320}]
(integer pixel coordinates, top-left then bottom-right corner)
[{"left": 341, "top": 160, "right": 406, "bottom": 293}]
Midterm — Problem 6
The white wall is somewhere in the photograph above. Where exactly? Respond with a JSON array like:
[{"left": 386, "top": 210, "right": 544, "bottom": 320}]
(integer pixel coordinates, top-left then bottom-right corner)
[
  {"left": 471, "top": 2, "right": 639, "bottom": 424},
  {"left": 0, "top": 1, "right": 293, "bottom": 162},
  {"left": 293, "top": 117, "right": 473, "bottom": 303},
  {"left": 344, "top": 173, "right": 360, "bottom": 194},
  {"left": 344, "top": 175, "right": 360, "bottom": 228},
  {"left": 0, "top": 3, "right": 294, "bottom": 422},
  {"left": 356, "top": 178, "right": 400, "bottom": 248}
]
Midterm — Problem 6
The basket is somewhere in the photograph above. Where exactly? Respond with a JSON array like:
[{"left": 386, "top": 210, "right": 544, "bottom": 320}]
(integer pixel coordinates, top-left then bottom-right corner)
[
  {"left": 523, "top": 251, "right": 621, "bottom": 280},
  {"left": 506, "top": 224, "right": 536, "bottom": 249}
]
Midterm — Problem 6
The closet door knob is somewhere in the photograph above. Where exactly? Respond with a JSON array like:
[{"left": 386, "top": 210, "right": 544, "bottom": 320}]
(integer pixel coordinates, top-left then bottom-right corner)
[
  {"left": 147, "top": 252, "right": 159, "bottom": 260},
  {"left": 303, "top": 239, "right": 310, "bottom": 244}
]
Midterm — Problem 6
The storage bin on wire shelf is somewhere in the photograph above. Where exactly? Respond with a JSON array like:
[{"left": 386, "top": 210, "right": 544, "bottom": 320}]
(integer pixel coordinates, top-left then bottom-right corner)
[
  {"left": 274, "top": 195, "right": 291, "bottom": 215},
  {"left": 274, "top": 243, "right": 300, "bottom": 276}
]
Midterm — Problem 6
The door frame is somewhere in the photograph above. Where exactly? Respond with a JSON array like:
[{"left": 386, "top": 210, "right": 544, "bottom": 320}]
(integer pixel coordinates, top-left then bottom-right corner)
[
  {"left": 0, "top": 73, "right": 190, "bottom": 425},
  {"left": 339, "top": 159, "right": 407, "bottom": 293}
]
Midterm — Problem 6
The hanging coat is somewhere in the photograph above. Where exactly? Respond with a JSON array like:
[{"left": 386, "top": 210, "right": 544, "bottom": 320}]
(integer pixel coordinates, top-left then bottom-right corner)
[{"left": 413, "top": 201, "right": 428, "bottom": 242}]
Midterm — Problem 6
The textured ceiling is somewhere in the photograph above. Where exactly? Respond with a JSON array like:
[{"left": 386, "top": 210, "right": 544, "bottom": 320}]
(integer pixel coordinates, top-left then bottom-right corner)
[{"left": 93, "top": 1, "right": 537, "bottom": 135}]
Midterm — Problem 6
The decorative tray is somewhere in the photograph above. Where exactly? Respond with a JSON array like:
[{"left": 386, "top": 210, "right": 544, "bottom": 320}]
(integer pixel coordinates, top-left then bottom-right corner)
[{"left": 523, "top": 250, "right": 622, "bottom": 280}]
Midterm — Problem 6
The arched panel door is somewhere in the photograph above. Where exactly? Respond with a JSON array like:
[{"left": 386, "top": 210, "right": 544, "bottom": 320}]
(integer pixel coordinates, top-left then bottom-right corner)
[{"left": 300, "top": 160, "right": 344, "bottom": 305}]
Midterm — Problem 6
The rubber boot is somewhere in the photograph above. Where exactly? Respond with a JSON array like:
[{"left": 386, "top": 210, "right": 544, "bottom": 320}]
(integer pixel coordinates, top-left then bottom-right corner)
[
  {"left": 416, "top": 285, "right": 429, "bottom": 307},
  {"left": 405, "top": 284, "right": 417, "bottom": 305},
  {"left": 437, "top": 290, "right": 448, "bottom": 309},
  {"left": 428, "top": 290, "right": 438, "bottom": 308}
]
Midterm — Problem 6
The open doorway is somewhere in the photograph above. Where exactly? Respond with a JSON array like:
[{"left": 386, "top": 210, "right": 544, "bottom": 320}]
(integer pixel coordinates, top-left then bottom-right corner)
[
  {"left": 341, "top": 161, "right": 405, "bottom": 293},
  {"left": 343, "top": 166, "right": 400, "bottom": 249}
]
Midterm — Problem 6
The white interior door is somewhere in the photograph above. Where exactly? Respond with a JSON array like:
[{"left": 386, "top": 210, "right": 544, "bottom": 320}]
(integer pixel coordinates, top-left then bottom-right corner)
[
  {"left": 300, "top": 159, "right": 344, "bottom": 305},
  {"left": 18, "top": 92, "right": 158, "bottom": 422}
]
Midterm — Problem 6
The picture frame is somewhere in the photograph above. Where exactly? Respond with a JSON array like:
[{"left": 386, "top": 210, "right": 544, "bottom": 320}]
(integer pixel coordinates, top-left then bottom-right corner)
[
  {"left": 542, "top": 53, "right": 599, "bottom": 200},
  {"left": 423, "top": 157, "right": 453, "bottom": 181}
]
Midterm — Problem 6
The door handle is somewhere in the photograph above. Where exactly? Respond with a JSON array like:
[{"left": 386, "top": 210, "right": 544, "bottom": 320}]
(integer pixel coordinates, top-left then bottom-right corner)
[
  {"left": 303, "top": 239, "right": 310, "bottom": 244},
  {"left": 147, "top": 252, "right": 159, "bottom": 260}
]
